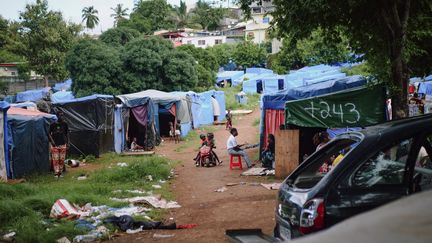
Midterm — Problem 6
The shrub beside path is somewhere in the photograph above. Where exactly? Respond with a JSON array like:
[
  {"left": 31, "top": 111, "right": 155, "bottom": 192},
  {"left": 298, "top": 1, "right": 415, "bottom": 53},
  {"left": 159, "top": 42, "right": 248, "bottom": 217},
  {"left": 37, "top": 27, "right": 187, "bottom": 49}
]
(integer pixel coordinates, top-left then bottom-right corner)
[{"left": 115, "top": 108, "right": 281, "bottom": 242}]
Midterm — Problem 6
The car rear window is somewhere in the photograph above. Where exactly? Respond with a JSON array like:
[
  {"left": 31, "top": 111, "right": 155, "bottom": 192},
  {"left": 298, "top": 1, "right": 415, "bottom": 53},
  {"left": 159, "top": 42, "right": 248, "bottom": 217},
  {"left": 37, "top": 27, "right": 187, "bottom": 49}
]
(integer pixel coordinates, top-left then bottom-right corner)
[{"left": 291, "top": 139, "right": 357, "bottom": 189}]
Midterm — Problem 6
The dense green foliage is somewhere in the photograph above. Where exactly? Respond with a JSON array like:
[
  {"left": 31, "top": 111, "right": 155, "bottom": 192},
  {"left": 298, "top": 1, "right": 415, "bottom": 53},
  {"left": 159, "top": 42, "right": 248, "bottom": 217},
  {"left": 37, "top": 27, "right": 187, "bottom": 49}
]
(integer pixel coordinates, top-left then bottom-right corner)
[
  {"left": 190, "top": 0, "right": 225, "bottom": 31},
  {"left": 67, "top": 36, "right": 205, "bottom": 96},
  {"left": 119, "top": 0, "right": 174, "bottom": 34},
  {"left": 232, "top": 41, "right": 267, "bottom": 68},
  {"left": 99, "top": 26, "right": 140, "bottom": 47},
  {"left": 208, "top": 43, "right": 236, "bottom": 68},
  {"left": 0, "top": 154, "right": 173, "bottom": 243},
  {"left": 66, "top": 39, "right": 123, "bottom": 97},
  {"left": 19, "top": 0, "right": 80, "bottom": 81},
  {"left": 239, "top": 0, "right": 432, "bottom": 118},
  {"left": 269, "top": 29, "right": 353, "bottom": 74}
]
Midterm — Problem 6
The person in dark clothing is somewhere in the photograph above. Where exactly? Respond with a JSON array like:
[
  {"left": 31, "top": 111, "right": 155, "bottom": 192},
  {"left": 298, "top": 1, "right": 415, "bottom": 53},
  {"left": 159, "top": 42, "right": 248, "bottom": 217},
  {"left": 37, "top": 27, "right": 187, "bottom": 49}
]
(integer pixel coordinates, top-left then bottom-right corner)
[
  {"left": 225, "top": 109, "right": 233, "bottom": 130},
  {"left": 261, "top": 134, "right": 275, "bottom": 169},
  {"left": 49, "top": 111, "right": 69, "bottom": 177},
  {"left": 207, "top": 132, "right": 222, "bottom": 165}
]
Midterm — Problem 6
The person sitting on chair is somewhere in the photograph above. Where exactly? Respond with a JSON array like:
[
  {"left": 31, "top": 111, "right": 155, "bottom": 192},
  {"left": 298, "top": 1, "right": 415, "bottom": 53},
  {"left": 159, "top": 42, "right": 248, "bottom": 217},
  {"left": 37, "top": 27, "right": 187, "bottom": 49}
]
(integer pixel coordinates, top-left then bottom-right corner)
[{"left": 226, "top": 128, "right": 254, "bottom": 168}]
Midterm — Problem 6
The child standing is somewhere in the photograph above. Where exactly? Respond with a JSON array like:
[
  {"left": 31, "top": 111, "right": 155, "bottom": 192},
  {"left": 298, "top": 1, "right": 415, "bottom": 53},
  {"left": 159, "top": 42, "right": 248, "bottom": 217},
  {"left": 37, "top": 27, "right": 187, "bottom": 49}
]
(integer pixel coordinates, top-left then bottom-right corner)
[{"left": 225, "top": 109, "right": 232, "bottom": 130}]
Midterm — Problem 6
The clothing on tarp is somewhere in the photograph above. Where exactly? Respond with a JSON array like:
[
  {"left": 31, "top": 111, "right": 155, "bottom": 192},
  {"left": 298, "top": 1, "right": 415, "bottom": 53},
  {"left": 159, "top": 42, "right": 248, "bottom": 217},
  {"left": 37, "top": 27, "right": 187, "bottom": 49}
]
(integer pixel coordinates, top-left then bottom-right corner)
[
  {"left": 52, "top": 95, "right": 115, "bottom": 157},
  {"left": 105, "top": 215, "right": 176, "bottom": 231}
]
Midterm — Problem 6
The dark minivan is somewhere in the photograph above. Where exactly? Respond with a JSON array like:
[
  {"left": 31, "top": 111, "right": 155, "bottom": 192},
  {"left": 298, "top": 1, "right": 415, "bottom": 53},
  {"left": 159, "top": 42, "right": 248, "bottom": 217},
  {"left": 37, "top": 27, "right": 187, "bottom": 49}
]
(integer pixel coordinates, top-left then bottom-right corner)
[{"left": 275, "top": 114, "right": 432, "bottom": 240}]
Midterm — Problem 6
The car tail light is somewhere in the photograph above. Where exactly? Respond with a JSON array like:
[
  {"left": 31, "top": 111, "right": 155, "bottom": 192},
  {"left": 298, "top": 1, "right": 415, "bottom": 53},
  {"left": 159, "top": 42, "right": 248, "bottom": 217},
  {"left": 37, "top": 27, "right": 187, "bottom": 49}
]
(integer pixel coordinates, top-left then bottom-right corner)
[{"left": 299, "top": 198, "right": 325, "bottom": 234}]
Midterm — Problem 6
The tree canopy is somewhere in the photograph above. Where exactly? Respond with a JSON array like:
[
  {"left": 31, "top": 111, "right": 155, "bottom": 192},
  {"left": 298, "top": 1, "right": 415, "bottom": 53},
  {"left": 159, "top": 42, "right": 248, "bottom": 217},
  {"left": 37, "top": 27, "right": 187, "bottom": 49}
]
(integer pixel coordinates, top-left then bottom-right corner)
[
  {"left": 239, "top": 0, "right": 432, "bottom": 118},
  {"left": 99, "top": 26, "right": 140, "bottom": 48},
  {"left": 67, "top": 36, "right": 204, "bottom": 96},
  {"left": 111, "top": 4, "right": 129, "bottom": 27},
  {"left": 269, "top": 29, "right": 354, "bottom": 73},
  {"left": 190, "top": 0, "right": 225, "bottom": 30},
  {"left": 66, "top": 39, "right": 123, "bottom": 97},
  {"left": 81, "top": 6, "right": 99, "bottom": 30},
  {"left": 20, "top": 0, "right": 80, "bottom": 81},
  {"left": 119, "top": 0, "right": 174, "bottom": 34},
  {"left": 232, "top": 41, "right": 267, "bottom": 68}
]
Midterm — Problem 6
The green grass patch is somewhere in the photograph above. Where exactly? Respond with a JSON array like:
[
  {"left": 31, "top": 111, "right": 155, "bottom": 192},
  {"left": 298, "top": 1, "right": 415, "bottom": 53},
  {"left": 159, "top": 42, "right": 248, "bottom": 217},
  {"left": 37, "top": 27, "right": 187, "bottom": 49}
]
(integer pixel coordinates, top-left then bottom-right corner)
[
  {"left": 218, "top": 85, "right": 260, "bottom": 111},
  {"left": 252, "top": 117, "right": 260, "bottom": 127},
  {"left": 0, "top": 154, "right": 175, "bottom": 242}
]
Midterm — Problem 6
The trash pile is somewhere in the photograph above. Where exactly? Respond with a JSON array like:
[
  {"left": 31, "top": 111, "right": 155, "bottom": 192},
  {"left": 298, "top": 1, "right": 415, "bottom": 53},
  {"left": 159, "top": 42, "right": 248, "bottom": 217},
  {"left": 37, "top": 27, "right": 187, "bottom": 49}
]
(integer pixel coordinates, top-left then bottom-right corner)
[
  {"left": 241, "top": 168, "right": 275, "bottom": 176},
  {"left": 46, "top": 192, "right": 189, "bottom": 242}
]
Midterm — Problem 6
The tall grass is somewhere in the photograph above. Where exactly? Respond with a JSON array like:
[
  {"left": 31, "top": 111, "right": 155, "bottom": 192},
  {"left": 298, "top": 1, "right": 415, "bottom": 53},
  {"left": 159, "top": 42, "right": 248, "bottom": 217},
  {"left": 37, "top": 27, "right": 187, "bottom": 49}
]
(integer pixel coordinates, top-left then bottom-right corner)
[{"left": 0, "top": 154, "right": 173, "bottom": 242}]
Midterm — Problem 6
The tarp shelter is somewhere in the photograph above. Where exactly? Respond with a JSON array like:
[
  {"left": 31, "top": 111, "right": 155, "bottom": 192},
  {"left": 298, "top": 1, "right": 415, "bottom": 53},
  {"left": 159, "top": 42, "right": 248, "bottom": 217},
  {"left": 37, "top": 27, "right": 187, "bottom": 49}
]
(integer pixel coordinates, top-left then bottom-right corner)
[
  {"left": 7, "top": 107, "right": 57, "bottom": 178},
  {"left": 260, "top": 75, "right": 368, "bottom": 153},
  {"left": 418, "top": 81, "right": 432, "bottom": 95},
  {"left": 170, "top": 91, "right": 210, "bottom": 130},
  {"left": 113, "top": 96, "right": 157, "bottom": 154},
  {"left": 117, "top": 90, "right": 192, "bottom": 148},
  {"left": 242, "top": 73, "right": 275, "bottom": 94},
  {"left": 10, "top": 102, "right": 38, "bottom": 110},
  {"left": 51, "top": 91, "right": 75, "bottom": 103},
  {"left": 283, "top": 85, "right": 386, "bottom": 160},
  {"left": 52, "top": 95, "right": 115, "bottom": 157},
  {"left": 16, "top": 87, "right": 51, "bottom": 102},
  {"left": 0, "top": 102, "right": 9, "bottom": 181},
  {"left": 53, "top": 79, "right": 72, "bottom": 92},
  {"left": 285, "top": 85, "right": 387, "bottom": 128},
  {"left": 245, "top": 68, "right": 274, "bottom": 75},
  {"left": 216, "top": 71, "right": 245, "bottom": 86},
  {"left": 200, "top": 90, "right": 226, "bottom": 122},
  {"left": 262, "top": 75, "right": 288, "bottom": 94}
]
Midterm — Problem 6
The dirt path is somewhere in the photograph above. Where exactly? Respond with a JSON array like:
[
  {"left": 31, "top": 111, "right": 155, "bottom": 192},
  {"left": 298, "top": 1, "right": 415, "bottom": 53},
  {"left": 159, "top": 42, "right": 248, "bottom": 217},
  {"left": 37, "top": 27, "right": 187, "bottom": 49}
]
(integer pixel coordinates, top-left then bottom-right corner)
[{"left": 115, "top": 108, "right": 280, "bottom": 242}]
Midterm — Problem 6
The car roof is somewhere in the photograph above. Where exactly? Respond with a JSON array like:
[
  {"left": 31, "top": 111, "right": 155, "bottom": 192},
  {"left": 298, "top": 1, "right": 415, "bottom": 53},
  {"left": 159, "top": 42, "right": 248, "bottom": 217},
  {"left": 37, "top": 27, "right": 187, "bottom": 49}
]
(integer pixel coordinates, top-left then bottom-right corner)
[{"left": 359, "top": 114, "right": 432, "bottom": 138}]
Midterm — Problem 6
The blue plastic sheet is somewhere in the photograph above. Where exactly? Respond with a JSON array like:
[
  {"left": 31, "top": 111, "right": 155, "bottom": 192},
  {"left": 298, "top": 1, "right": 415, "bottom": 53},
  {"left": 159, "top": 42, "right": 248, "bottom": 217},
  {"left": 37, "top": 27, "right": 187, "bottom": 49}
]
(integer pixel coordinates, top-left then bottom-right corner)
[
  {"left": 16, "top": 87, "right": 51, "bottom": 102},
  {"left": 245, "top": 68, "right": 274, "bottom": 75},
  {"left": 262, "top": 75, "right": 367, "bottom": 110},
  {"left": 53, "top": 79, "right": 72, "bottom": 92},
  {"left": 418, "top": 81, "right": 432, "bottom": 95},
  {"left": 216, "top": 71, "right": 245, "bottom": 86},
  {"left": 51, "top": 91, "right": 75, "bottom": 103},
  {"left": 0, "top": 102, "right": 10, "bottom": 179}
]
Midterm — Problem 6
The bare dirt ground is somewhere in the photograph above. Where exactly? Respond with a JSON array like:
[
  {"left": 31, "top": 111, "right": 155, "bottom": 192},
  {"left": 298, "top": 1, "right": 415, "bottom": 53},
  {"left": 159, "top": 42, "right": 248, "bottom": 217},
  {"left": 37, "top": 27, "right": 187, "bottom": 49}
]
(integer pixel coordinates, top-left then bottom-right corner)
[{"left": 114, "top": 108, "right": 281, "bottom": 242}]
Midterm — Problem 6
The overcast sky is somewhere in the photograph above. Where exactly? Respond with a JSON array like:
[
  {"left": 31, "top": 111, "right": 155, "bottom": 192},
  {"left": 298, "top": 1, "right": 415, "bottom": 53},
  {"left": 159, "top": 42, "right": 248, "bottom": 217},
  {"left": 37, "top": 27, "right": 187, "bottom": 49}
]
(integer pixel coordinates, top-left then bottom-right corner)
[{"left": 0, "top": 0, "right": 228, "bottom": 34}]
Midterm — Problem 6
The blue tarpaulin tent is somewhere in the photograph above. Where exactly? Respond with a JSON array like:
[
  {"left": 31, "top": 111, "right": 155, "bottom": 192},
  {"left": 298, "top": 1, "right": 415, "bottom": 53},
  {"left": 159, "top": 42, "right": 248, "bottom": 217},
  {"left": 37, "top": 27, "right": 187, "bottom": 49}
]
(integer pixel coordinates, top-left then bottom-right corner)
[
  {"left": 216, "top": 71, "right": 245, "bottom": 86},
  {"left": 118, "top": 90, "right": 192, "bottom": 148},
  {"left": 242, "top": 73, "right": 274, "bottom": 94},
  {"left": 245, "top": 68, "right": 274, "bottom": 75},
  {"left": 418, "top": 81, "right": 432, "bottom": 95},
  {"left": 16, "top": 87, "right": 51, "bottom": 102},
  {"left": 7, "top": 107, "right": 57, "bottom": 178},
  {"left": 51, "top": 91, "right": 75, "bottom": 103},
  {"left": 260, "top": 75, "right": 368, "bottom": 155},
  {"left": 53, "top": 79, "right": 72, "bottom": 92},
  {"left": 0, "top": 102, "right": 10, "bottom": 181},
  {"left": 200, "top": 90, "right": 226, "bottom": 122},
  {"left": 262, "top": 75, "right": 367, "bottom": 110}
]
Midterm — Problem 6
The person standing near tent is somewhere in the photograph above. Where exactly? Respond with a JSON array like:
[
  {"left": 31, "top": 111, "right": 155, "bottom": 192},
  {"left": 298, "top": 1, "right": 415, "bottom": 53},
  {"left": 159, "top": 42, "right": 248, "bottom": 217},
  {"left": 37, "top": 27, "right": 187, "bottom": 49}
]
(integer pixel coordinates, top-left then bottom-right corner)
[
  {"left": 225, "top": 109, "right": 233, "bottom": 130},
  {"left": 227, "top": 128, "right": 254, "bottom": 168},
  {"left": 49, "top": 111, "right": 69, "bottom": 178},
  {"left": 211, "top": 95, "right": 220, "bottom": 122}
]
